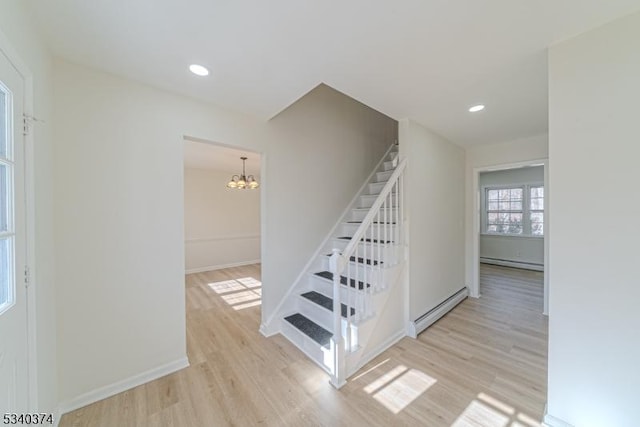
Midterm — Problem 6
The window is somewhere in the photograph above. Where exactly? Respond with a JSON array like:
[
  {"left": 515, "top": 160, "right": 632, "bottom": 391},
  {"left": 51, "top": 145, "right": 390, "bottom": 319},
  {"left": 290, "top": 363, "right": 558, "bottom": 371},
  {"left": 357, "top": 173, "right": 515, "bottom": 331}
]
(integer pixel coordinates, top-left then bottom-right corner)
[
  {"left": 0, "top": 83, "right": 13, "bottom": 313},
  {"left": 530, "top": 186, "right": 544, "bottom": 236},
  {"left": 486, "top": 188, "right": 523, "bottom": 234},
  {"left": 484, "top": 185, "right": 544, "bottom": 237}
]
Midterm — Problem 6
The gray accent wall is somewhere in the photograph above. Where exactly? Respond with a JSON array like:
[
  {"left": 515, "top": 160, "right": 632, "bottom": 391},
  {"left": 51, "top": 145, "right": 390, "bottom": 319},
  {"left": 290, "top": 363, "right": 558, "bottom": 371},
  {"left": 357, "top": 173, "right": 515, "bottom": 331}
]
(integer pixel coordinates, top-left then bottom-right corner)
[{"left": 262, "top": 84, "right": 398, "bottom": 325}]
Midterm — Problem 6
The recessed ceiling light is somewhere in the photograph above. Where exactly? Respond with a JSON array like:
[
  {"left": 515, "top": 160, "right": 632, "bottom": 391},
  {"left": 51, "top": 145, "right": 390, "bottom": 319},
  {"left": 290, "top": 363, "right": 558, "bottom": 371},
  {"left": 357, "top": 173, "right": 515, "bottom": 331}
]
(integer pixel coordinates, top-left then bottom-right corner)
[
  {"left": 469, "top": 104, "right": 485, "bottom": 112},
  {"left": 189, "top": 64, "right": 209, "bottom": 76}
]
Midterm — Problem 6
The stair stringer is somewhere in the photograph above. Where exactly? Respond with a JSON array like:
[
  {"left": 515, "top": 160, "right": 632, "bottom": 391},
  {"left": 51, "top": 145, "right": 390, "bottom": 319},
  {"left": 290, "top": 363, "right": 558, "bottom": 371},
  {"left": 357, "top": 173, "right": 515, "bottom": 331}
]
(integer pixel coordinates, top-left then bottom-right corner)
[
  {"left": 260, "top": 143, "right": 398, "bottom": 337},
  {"left": 345, "top": 258, "right": 408, "bottom": 377}
]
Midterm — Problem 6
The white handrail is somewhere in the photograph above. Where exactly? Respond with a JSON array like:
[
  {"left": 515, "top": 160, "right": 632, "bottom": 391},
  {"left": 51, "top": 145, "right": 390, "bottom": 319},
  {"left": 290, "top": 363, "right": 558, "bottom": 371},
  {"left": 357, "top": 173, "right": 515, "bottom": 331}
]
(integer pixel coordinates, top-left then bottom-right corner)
[
  {"left": 329, "top": 156, "right": 406, "bottom": 387},
  {"left": 341, "top": 158, "right": 406, "bottom": 257}
]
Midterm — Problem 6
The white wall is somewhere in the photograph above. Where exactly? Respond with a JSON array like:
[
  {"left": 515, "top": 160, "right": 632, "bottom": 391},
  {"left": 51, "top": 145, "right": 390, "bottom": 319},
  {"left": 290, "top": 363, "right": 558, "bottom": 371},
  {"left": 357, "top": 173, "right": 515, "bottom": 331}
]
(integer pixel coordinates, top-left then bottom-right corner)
[
  {"left": 0, "top": 1, "right": 57, "bottom": 413},
  {"left": 465, "top": 134, "right": 548, "bottom": 289},
  {"left": 262, "top": 84, "right": 397, "bottom": 326},
  {"left": 479, "top": 166, "right": 544, "bottom": 268},
  {"left": 546, "top": 11, "right": 640, "bottom": 427},
  {"left": 399, "top": 119, "right": 465, "bottom": 320},
  {"left": 53, "top": 59, "right": 266, "bottom": 407},
  {"left": 184, "top": 167, "right": 260, "bottom": 272},
  {"left": 479, "top": 166, "right": 543, "bottom": 187}
]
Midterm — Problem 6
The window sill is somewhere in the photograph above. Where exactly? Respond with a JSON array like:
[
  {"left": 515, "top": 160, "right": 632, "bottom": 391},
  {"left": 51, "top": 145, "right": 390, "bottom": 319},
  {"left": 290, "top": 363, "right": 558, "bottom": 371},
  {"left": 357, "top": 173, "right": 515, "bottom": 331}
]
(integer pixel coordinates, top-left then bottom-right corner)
[{"left": 481, "top": 233, "right": 543, "bottom": 239}]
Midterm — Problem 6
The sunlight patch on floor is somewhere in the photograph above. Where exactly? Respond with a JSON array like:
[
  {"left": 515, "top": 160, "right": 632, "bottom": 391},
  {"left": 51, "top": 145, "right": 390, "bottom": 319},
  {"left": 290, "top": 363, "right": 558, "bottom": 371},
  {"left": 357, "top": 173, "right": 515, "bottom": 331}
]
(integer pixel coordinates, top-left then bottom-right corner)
[
  {"left": 208, "top": 277, "right": 262, "bottom": 310},
  {"left": 350, "top": 358, "right": 390, "bottom": 382},
  {"left": 208, "top": 279, "right": 246, "bottom": 294},
  {"left": 453, "top": 400, "right": 510, "bottom": 427},
  {"left": 452, "top": 392, "right": 542, "bottom": 427},
  {"left": 363, "top": 365, "right": 436, "bottom": 414},
  {"left": 237, "top": 277, "right": 261, "bottom": 288},
  {"left": 363, "top": 365, "right": 408, "bottom": 394}
]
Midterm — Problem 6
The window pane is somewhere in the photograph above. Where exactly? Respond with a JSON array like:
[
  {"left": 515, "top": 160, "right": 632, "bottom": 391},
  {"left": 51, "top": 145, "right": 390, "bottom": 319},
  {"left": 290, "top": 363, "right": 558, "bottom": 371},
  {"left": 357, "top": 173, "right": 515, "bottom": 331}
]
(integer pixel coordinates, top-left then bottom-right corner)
[
  {"left": 0, "top": 163, "right": 7, "bottom": 232},
  {"left": 531, "top": 198, "right": 543, "bottom": 210},
  {"left": 0, "top": 237, "right": 10, "bottom": 307},
  {"left": 488, "top": 201, "right": 498, "bottom": 210},
  {"left": 510, "top": 201, "right": 522, "bottom": 210},
  {"left": 509, "top": 213, "right": 523, "bottom": 234},
  {"left": 488, "top": 190, "right": 499, "bottom": 201},
  {"left": 498, "top": 189, "right": 511, "bottom": 199},
  {"left": 531, "top": 222, "right": 544, "bottom": 236},
  {"left": 0, "top": 90, "right": 6, "bottom": 159},
  {"left": 510, "top": 188, "right": 523, "bottom": 199},
  {"left": 531, "top": 187, "right": 544, "bottom": 198},
  {"left": 487, "top": 225, "right": 497, "bottom": 232},
  {"left": 531, "top": 212, "right": 544, "bottom": 236},
  {"left": 488, "top": 213, "right": 497, "bottom": 223},
  {"left": 499, "top": 201, "right": 510, "bottom": 210}
]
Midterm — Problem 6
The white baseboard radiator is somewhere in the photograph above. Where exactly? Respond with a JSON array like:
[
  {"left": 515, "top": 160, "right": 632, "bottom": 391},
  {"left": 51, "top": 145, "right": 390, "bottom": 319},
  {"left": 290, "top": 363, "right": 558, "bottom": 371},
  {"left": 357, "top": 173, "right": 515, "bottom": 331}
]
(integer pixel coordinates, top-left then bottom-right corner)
[{"left": 407, "top": 287, "right": 468, "bottom": 338}]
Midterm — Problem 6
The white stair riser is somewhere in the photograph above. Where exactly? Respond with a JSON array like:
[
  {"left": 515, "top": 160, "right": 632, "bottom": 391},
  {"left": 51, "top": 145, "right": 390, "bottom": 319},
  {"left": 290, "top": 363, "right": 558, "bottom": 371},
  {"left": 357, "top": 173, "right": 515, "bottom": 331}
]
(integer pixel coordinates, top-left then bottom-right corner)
[
  {"left": 368, "top": 181, "right": 386, "bottom": 194},
  {"left": 376, "top": 170, "right": 393, "bottom": 182},
  {"left": 329, "top": 240, "right": 401, "bottom": 261},
  {"left": 340, "top": 222, "right": 398, "bottom": 238},
  {"left": 383, "top": 160, "right": 395, "bottom": 171},
  {"left": 321, "top": 254, "right": 384, "bottom": 268},
  {"left": 358, "top": 194, "right": 400, "bottom": 209},
  {"left": 349, "top": 207, "right": 397, "bottom": 222},
  {"left": 310, "top": 274, "right": 372, "bottom": 302},
  {"left": 358, "top": 194, "right": 378, "bottom": 208},
  {"left": 320, "top": 259, "right": 386, "bottom": 282},
  {"left": 280, "top": 319, "right": 333, "bottom": 373},
  {"left": 309, "top": 266, "right": 401, "bottom": 298},
  {"left": 297, "top": 296, "right": 361, "bottom": 340}
]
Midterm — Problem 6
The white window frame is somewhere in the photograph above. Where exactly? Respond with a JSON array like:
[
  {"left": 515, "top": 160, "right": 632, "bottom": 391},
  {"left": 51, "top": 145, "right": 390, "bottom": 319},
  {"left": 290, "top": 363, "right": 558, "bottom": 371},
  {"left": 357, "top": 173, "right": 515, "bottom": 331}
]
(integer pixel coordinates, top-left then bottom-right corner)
[
  {"left": 481, "top": 182, "right": 544, "bottom": 238},
  {"left": 0, "top": 79, "right": 15, "bottom": 315}
]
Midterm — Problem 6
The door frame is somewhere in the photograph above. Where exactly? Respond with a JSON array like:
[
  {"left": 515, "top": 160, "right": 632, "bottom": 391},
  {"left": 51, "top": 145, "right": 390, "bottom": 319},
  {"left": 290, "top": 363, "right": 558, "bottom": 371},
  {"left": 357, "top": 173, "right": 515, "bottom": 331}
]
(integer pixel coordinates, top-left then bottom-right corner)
[
  {"left": 0, "top": 29, "right": 38, "bottom": 408},
  {"left": 471, "top": 158, "right": 549, "bottom": 315},
  {"left": 181, "top": 134, "right": 266, "bottom": 274}
]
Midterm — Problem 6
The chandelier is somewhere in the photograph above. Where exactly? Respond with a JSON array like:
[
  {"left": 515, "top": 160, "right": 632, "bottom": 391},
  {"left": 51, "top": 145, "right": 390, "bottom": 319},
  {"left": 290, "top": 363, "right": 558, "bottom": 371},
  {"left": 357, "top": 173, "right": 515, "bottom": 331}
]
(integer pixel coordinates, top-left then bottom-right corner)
[{"left": 227, "top": 156, "right": 259, "bottom": 189}]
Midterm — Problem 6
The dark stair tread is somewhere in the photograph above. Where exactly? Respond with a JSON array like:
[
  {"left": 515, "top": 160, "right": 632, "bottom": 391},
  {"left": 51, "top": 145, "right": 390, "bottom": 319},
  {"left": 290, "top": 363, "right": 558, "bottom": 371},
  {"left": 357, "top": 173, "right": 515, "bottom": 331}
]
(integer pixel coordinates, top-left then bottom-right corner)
[
  {"left": 337, "top": 236, "right": 393, "bottom": 244},
  {"left": 314, "top": 271, "right": 370, "bottom": 290},
  {"left": 347, "top": 221, "right": 397, "bottom": 225},
  {"left": 301, "top": 291, "right": 355, "bottom": 317},
  {"left": 284, "top": 313, "right": 332, "bottom": 349},
  {"left": 324, "top": 254, "right": 382, "bottom": 266}
]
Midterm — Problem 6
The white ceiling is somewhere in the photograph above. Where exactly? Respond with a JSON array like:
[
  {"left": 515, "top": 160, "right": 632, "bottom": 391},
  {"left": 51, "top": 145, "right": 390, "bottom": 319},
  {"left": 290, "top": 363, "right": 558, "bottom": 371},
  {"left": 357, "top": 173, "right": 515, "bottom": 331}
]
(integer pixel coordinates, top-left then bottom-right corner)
[
  {"left": 184, "top": 139, "right": 261, "bottom": 174},
  {"left": 28, "top": 0, "right": 640, "bottom": 147}
]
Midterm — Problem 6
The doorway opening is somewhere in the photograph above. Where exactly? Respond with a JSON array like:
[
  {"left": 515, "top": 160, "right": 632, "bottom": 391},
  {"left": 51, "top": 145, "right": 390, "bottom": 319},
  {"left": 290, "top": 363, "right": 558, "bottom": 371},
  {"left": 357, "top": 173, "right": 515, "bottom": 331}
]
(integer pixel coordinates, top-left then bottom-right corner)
[
  {"left": 471, "top": 160, "right": 549, "bottom": 315},
  {"left": 183, "top": 137, "right": 263, "bottom": 276}
]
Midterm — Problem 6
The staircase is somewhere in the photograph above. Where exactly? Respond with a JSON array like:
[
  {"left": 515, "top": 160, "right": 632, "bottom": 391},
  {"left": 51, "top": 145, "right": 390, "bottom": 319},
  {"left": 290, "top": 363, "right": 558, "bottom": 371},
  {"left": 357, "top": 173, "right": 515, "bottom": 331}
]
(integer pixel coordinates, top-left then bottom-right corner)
[{"left": 273, "top": 144, "right": 407, "bottom": 388}]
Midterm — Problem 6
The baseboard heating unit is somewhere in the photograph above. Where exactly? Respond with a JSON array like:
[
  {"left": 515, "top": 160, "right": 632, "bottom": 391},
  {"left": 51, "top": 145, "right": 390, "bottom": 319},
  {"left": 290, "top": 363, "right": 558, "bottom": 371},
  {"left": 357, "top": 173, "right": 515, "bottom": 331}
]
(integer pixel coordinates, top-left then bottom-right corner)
[{"left": 407, "top": 287, "right": 469, "bottom": 338}]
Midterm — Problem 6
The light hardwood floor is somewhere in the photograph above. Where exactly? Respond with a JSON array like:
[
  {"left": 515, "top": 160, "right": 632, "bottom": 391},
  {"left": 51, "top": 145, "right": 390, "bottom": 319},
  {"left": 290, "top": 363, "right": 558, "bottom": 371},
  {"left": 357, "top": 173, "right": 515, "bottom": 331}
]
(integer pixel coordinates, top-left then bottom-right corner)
[{"left": 60, "top": 263, "right": 547, "bottom": 427}]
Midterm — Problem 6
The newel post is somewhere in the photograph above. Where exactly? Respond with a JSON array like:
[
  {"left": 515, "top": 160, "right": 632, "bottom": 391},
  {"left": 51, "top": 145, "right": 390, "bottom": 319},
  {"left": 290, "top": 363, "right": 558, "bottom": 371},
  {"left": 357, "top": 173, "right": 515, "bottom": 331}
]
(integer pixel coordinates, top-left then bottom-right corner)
[{"left": 329, "top": 248, "right": 346, "bottom": 388}]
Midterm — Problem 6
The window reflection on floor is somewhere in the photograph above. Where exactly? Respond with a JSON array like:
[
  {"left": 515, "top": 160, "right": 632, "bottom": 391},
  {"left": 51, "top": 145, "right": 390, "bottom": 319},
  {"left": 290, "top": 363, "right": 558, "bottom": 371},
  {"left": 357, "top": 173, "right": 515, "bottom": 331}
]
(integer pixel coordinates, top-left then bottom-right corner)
[
  {"left": 358, "top": 362, "right": 541, "bottom": 426},
  {"left": 208, "top": 277, "right": 261, "bottom": 310},
  {"left": 363, "top": 364, "right": 437, "bottom": 414},
  {"left": 452, "top": 392, "right": 540, "bottom": 427}
]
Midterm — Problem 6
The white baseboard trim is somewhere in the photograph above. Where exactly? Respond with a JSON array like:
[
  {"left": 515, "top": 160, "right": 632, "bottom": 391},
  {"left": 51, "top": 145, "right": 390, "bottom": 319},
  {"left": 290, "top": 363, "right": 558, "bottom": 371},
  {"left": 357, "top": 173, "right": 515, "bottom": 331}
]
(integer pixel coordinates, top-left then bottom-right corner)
[
  {"left": 185, "top": 259, "right": 261, "bottom": 274},
  {"left": 52, "top": 408, "right": 62, "bottom": 427},
  {"left": 480, "top": 257, "right": 543, "bottom": 272},
  {"left": 408, "top": 287, "right": 469, "bottom": 338},
  {"left": 543, "top": 405, "right": 574, "bottom": 427},
  {"left": 57, "top": 357, "right": 190, "bottom": 416},
  {"left": 259, "top": 321, "right": 280, "bottom": 337},
  {"left": 348, "top": 328, "right": 406, "bottom": 378}
]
